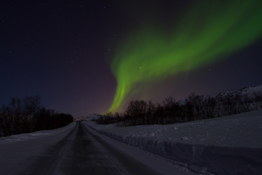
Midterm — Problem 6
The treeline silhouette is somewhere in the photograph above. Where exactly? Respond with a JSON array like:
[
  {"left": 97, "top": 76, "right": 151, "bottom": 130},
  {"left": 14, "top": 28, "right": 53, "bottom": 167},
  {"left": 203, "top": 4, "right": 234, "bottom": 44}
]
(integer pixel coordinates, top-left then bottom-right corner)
[
  {"left": 94, "top": 91, "right": 262, "bottom": 126},
  {"left": 0, "top": 96, "right": 73, "bottom": 137}
]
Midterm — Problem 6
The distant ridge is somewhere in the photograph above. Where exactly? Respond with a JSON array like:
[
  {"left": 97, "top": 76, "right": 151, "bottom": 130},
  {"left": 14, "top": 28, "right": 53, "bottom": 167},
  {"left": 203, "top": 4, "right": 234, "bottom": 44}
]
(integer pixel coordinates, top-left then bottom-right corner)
[
  {"left": 216, "top": 85, "right": 262, "bottom": 99},
  {"left": 178, "top": 85, "right": 262, "bottom": 105}
]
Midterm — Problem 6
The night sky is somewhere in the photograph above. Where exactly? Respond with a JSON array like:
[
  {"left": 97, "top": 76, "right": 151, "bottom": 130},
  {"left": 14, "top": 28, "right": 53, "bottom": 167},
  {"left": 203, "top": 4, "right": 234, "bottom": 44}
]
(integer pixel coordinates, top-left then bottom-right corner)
[{"left": 1, "top": 0, "right": 262, "bottom": 117}]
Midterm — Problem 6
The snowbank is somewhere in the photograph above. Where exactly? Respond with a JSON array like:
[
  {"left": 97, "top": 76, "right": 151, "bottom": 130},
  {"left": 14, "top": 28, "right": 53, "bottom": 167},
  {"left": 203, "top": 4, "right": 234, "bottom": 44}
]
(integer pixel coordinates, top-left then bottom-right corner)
[
  {"left": 0, "top": 122, "right": 76, "bottom": 144},
  {"left": 84, "top": 110, "right": 262, "bottom": 174},
  {"left": 0, "top": 122, "right": 76, "bottom": 175}
]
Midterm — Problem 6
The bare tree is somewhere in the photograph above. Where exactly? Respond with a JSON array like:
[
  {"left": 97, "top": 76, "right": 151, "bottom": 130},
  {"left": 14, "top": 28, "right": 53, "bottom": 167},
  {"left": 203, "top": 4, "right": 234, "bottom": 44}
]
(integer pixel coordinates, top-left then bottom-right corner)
[
  {"left": 125, "top": 100, "right": 148, "bottom": 125},
  {"left": 23, "top": 95, "right": 41, "bottom": 116}
]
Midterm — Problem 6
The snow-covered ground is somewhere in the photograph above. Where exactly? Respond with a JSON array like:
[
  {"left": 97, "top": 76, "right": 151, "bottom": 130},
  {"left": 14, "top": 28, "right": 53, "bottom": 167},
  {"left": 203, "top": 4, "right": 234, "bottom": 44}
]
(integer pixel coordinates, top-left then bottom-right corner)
[
  {"left": 84, "top": 109, "right": 262, "bottom": 174},
  {"left": 0, "top": 121, "right": 196, "bottom": 175},
  {"left": 0, "top": 123, "right": 77, "bottom": 175},
  {"left": 0, "top": 122, "right": 76, "bottom": 144},
  {"left": 86, "top": 110, "right": 262, "bottom": 148},
  {"left": 1, "top": 110, "right": 261, "bottom": 175}
]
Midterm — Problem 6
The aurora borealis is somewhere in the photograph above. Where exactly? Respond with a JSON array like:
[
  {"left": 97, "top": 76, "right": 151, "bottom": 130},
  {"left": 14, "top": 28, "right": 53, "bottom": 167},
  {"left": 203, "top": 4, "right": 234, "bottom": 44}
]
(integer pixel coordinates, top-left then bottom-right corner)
[
  {"left": 1, "top": 0, "right": 262, "bottom": 117},
  {"left": 109, "top": 0, "right": 262, "bottom": 112}
]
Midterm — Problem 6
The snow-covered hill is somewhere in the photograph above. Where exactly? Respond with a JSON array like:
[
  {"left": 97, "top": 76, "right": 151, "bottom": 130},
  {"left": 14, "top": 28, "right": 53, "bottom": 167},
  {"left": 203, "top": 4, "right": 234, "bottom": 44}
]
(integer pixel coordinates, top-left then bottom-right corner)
[
  {"left": 74, "top": 113, "right": 103, "bottom": 121},
  {"left": 89, "top": 113, "right": 104, "bottom": 120},
  {"left": 215, "top": 85, "right": 262, "bottom": 100},
  {"left": 177, "top": 85, "right": 262, "bottom": 105}
]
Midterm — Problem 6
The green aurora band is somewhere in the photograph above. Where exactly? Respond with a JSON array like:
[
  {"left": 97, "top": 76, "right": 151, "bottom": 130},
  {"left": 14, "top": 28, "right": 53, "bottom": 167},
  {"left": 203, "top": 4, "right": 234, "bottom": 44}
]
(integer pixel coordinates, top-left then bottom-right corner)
[{"left": 109, "top": 0, "right": 262, "bottom": 112}]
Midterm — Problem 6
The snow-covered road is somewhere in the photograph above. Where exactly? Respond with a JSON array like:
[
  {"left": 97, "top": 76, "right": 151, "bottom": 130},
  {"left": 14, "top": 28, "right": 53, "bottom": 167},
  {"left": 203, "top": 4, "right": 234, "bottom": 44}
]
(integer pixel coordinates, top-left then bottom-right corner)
[
  {"left": 87, "top": 110, "right": 262, "bottom": 175},
  {"left": 0, "top": 122, "right": 195, "bottom": 175}
]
